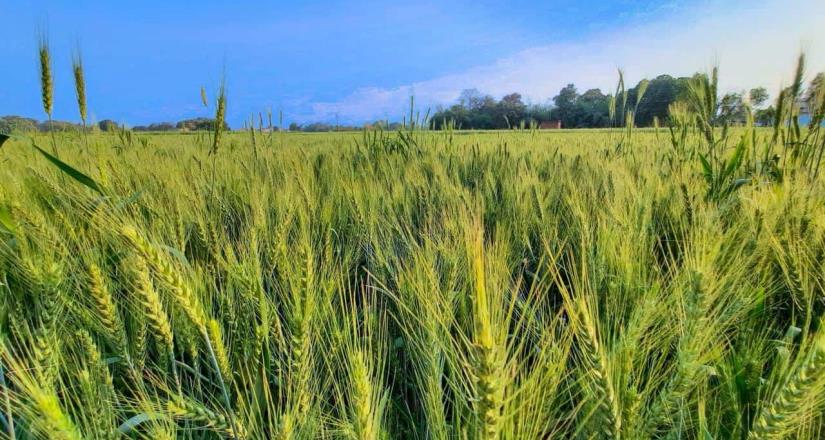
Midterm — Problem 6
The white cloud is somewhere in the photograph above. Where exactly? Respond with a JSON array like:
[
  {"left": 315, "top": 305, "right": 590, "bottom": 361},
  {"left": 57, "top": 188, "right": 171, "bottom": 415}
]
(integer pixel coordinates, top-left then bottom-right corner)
[{"left": 306, "top": 0, "right": 825, "bottom": 123}]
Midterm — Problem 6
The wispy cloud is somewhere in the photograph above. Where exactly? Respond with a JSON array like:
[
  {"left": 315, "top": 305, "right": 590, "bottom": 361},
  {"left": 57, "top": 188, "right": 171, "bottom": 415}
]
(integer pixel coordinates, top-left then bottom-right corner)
[{"left": 305, "top": 0, "right": 825, "bottom": 124}]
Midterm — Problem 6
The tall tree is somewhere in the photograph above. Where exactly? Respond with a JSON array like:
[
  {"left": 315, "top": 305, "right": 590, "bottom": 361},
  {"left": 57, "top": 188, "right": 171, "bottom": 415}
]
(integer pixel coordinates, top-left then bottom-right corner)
[
  {"left": 458, "top": 89, "right": 486, "bottom": 110},
  {"left": 632, "top": 75, "right": 690, "bottom": 126},
  {"left": 498, "top": 93, "right": 527, "bottom": 128},
  {"left": 551, "top": 84, "right": 579, "bottom": 128},
  {"left": 575, "top": 89, "right": 611, "bottom": 128},
  {"left": 718, "top": 92, "right": 747, "bottom": 125},
  {"left": 749, "top": 87, "right": 769, "bottom": 108}
]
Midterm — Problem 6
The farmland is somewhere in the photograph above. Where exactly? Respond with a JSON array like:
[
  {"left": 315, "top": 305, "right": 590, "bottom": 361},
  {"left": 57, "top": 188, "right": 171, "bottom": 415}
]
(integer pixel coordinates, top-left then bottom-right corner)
[{"left": 2, "top": 90, "right": 825, "bottom": 439}]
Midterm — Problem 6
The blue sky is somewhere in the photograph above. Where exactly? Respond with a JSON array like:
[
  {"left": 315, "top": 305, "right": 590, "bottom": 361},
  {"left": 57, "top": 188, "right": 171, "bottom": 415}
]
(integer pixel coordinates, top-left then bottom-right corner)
[{"left": 1, "top": 0, "right": 824, "bottom": 127}]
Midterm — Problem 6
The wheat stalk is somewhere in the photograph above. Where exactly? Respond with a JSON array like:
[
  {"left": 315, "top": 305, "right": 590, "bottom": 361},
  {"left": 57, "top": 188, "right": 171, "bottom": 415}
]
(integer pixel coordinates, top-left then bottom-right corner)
[
  {"left": 71, "top": 47, "right": 91, "bottom": 151},
  {"left": 32, "top": 331, "right": 58, "bottom": 387},
  {"left": 38, "top": 34, "right": 53, "bottom": 119},
  {"left": 350, "top": 350, "right": 377, "bottom": 439},
  {"left": 74, "top": 330, "right": 111, "bottom": 388},
  {"left": 207, "top": 319, "right": 232, "bottom": 383},
  {"left": 211, "top": 78, "right": 227, "bottom": 156},
  {"left": 26, "top": 261, "right": 63, "bottom": 386},
  {"left": 276, "top": 412, "right": 295, "bottom": 439},
  {"left": 574, "top": 296, "right": 622, "bottom": 439},
  {"left": 121, "top": 226, "right": 237, "bottom": 429},
  {"left": 87, "top": 264, "right": 129, "bottom": 361},
  {"left": 25, "top": 387, "right": 83, "bottom": 440},
  {"left": 121, "top": 226, "right": 207, "bottom": 332},
  {"left": 1, "top": 342, "right": 83, "bottom": 440},
  {"left": 469, "top": 229, "right": 505, "bottom": 439},
  {"left": 74, "top": 330, "right": 118, "bottom": 439},
  {"left": 749, "top": 328, "right": 825, "bottom": 439},
  {"left": 128, "top": 256, "right": 174, "bottom": 349},
  {"left": 37, "top": 32, "right": 58, "bottom": 155},
  {"left": 71, "top": 50, "right": 87, "bottom": 126},
  {"left": 128, "top": 300, "right": 148, "bottom": 375}
]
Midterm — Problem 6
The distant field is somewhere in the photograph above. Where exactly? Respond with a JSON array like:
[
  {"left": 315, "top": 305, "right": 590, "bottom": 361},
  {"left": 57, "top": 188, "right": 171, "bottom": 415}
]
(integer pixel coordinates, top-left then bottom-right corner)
[{"left": 2, "top": 110, "right": 825, "bottom": 439}]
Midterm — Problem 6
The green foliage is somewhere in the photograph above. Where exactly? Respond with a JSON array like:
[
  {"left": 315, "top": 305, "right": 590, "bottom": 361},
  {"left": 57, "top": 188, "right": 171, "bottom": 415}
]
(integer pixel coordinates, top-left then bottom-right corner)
[
  {"left": 755, "top": 106, "right": 776, "bottom": 126},
  {"left": 97, "top": 119, "right": 118, "bottom": 132},
  {"left": 750, "top": 87, "right": 770, "bottom": 108},
  {"left": 433, "top": 90, "right": 540, "bottom": 129},
  {"left": 175, "top": 118, "right": 230, "bottom": 132},
  {"left": 718, "top": 92, "right": 748, "bottom": 126},
  {"left": 432, "top": 74, "right": 696, "bottom": 130},
  {"left": 698, "top": 135, "right": 748, "bottom": 201},
  {"left": 559, "top": 87, "right": 612, "bottom": 128},
  {"left": 629, "top": 75, "right": 687, "bottom": 127},
  {"left": 133, "top": 122, "right": 176, "bottom": 132}
]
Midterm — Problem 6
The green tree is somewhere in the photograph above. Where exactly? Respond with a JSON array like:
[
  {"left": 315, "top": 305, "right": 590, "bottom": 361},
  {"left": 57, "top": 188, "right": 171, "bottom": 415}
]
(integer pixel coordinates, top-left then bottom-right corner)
[
  {"left": 749, "top": 87, "right": 769, "bottom": 108},
  {"left": 632, "top": 75, "right": 690, "bottom": 126},
  {"left": 575, "top": 89, "right": 610, "bottom": 128},
  {"left": 754, "top": 107, "right": 776, "bottom": 126},
  {"left": 497, "top": 93, "right": 527, "bottom": 128},
  {"left": 551, "top": 84, "right": 579, "bottom": 128},
  {"left": 176, "top": 118, "right": 229, "bottom": 131},
  {"left": 0, "top": 115, "right": 39, "bottom": 134},
  {"left": 718, "top": 92, "right": 747, "bottom": 125},
  {"left": 807, "top": 72, "right": 824, "bottom": 101},
  {"left": 98, "top": 119, "right": 118, "bottom": 132},
  {"left": 458, "top": 89, "right": 485, "bottom": 110}
]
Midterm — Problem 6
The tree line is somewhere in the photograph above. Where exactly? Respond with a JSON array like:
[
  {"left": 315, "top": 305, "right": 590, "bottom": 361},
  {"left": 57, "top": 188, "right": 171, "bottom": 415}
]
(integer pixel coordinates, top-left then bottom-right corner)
[
  {"left": 4, "top": 71, "right": 820, "bottom": 135},
  {"left": 0, "top": 116, "right": 231, "bottom": 134},
  {"left": 429, "top": 73, "right": 819, "bottom": 130}
]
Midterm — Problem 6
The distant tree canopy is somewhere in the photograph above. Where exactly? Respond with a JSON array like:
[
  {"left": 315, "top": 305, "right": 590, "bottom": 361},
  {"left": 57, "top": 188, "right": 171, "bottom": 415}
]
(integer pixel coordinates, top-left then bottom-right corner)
[
  {"left": 1, "top": 116, "right": 83, "bottom": 133},
  {"left": 41, "top": 120, "right": 80, "bottom": 132},
  {"left": 718, "top": 92, "right": 749, "bottom": 125},
  {"left": 432, "top": 90, "right": 543, "bottom": 129},
  {"left": 0, "top": 115, "right": 39, "bottom": 134},
  {"left": 296, "top": 122, "right": 355, "bottom": 132},
  {"left": 807, "top": 73, "right": 824, "bottom": 102},
  {"left": 176, "top": 118, "right": 230, "bottom": 131},
  {"left": 431, "top": 75, "right": 694, "bottom": 130},
  {"left": 133, "top": 122, "right": 176, "bottom": 132},
  {"left": 749, "top": 87, "right": 769, "bottom": 108},
  {"left": 98, "top": 120, "right": 119, "bottom": 132},
  {"left": 551, "top": 86, "right": 612, "bottom": 128},
  {"left": 365, "top": 120, "right": 404, "bottom": 131},
  {"left": 630, "top": 75, "right": 691, "bottom": 126},
  {"left": 3, "top": 70, "right": 821, "bottom": 133},
  {"left": 284, "top": 120, "right": 397, "bottom": 132}
]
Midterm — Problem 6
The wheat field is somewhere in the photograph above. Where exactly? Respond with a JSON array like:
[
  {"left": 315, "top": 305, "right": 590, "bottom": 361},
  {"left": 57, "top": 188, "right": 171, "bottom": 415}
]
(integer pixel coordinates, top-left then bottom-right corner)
[{"left": 1, "top": 55, "right": 825, "bottom": 439}]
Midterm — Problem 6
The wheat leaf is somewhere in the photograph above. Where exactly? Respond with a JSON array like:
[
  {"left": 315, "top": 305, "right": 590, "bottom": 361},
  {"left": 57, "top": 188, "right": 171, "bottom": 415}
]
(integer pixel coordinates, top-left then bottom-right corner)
[
  {"left": 117, "top": 413, "right": 162, "bottom": 434},
  {"left": 31, "top": 142, "right": 105, "bottom": 195}
]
